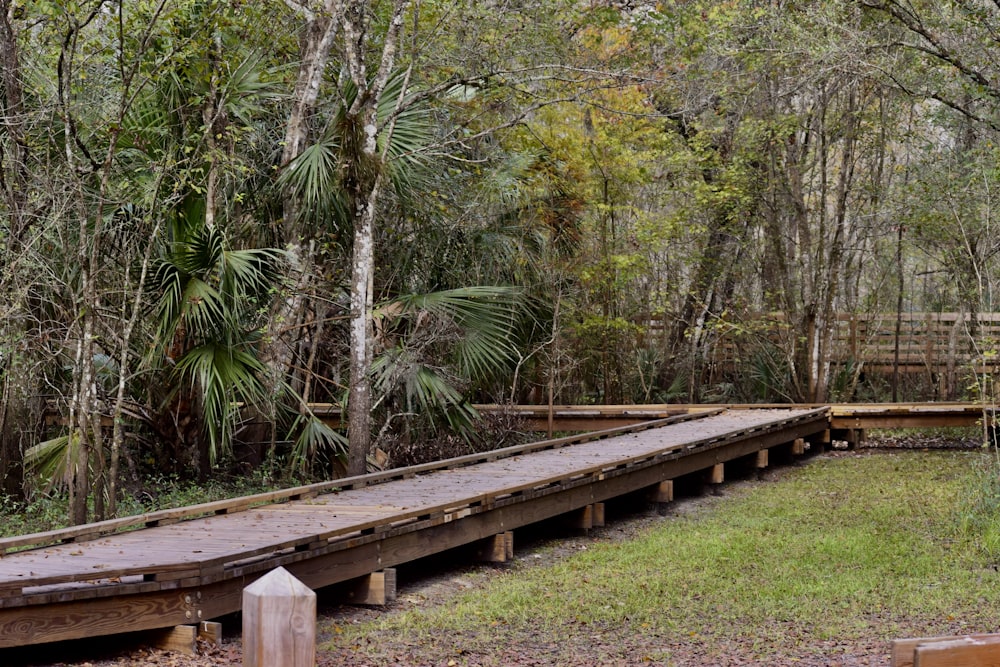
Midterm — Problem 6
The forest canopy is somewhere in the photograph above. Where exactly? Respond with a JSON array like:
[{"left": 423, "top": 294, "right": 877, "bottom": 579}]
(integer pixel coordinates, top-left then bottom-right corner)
[{"left": 0, "top": 0, "right": 997, "bottom": 523}]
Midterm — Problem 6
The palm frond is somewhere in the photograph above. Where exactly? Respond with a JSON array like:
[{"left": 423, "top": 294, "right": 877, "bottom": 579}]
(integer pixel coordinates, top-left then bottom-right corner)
[
  {"left": 287, "top": 414, "right": 348, "bottom": 475},
  {"left": 173, "top": 342, "right": 270, "bottom": 464},
  {"left": 279, "top": 130, "right": 343, "bottom": 210},
  {"left": 381, "top": 286, "right": 525, "bottom": 381},
  {"left": 24, "top": 433, "right": 79, "bottom": 493},
  {"left": 219, "top": 246, "right": 286, "bottom": 303}
]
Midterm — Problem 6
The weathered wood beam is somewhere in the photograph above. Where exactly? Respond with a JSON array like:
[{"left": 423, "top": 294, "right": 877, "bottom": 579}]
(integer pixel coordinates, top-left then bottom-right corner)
[
  {"left": 345, "top": 569, "right": 397, "bottom": 606},
  {"left": 475, "top": 532, "right": 514, "bottom": 563},
  {"left": 709, "top": 463, "right": 724, "bottom": 485},
  {"left": 149, "top": 624, "right": 197, "bottom": 656},
  {"left": 913, "top": 635, "right": 1000, "bottom": 666},
  {"left": 891, "top": 633, "right": 1000, "bottom": 667}
]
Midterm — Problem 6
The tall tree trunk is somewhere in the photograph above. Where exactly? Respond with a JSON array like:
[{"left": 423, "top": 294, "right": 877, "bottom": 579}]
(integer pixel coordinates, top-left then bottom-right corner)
[
  {"left": 814, "top": 86, "right": 858, "bottom": 402},
  {"left": 342, "top": 0, "right": 409, "bottom": 476},
  {"left": 0, "top": 0, "right": 29, "bottom": 498},
  {"left": 261, "top": 1, "right": 347, "bottom": 444}
]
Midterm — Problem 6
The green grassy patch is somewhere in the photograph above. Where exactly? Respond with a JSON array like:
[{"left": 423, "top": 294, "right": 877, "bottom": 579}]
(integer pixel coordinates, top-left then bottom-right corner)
[{"left": 325, "top": 451, "right": 1000, "bottom": 663}]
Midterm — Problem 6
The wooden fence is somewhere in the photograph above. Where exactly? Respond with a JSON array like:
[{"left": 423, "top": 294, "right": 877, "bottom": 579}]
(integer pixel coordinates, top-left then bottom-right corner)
[{"left": 707, "top": 312, "right": 1000, "bottom": 374}]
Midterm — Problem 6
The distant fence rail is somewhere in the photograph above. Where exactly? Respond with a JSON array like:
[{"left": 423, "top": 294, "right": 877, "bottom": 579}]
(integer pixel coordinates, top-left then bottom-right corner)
[{"left": 696, "top": 312, "right": 1000, "bottom": 373}]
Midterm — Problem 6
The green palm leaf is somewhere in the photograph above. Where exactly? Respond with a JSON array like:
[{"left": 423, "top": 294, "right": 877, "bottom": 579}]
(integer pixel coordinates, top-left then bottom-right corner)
[
  {"left": 172, "top": 342, "right": 270, "bottom": 464},
  {"left": 382, "top": 286, "right": 524, "bottom": 381}
]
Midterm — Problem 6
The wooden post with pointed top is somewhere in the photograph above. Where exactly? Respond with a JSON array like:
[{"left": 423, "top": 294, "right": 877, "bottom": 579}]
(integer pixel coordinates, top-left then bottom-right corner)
[{"left": 243, "top": 567, "right": 316, "bottom": 667}]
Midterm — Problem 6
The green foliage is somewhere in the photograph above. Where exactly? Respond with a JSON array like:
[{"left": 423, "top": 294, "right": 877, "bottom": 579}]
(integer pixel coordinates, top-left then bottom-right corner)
[
  {"left": 150, "top": 222, "right": 285, "bottom": 465},
  {"left": 372, "top": 286, "right": 531, "bottom": 439},
  {"left": 279, "top": 69, "right": 434, "bottom": 232},
  {"left": 961, "top": 452, "right": 1000, "bottom": 563},
  {"left": 0, "top": 469, "right": 293, "bottom": 538}
]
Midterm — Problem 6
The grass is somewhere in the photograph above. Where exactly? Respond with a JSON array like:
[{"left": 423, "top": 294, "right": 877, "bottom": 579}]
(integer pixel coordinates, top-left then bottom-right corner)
[{"left": 324, "top": 450, "right": 1000, "bottom": 664}]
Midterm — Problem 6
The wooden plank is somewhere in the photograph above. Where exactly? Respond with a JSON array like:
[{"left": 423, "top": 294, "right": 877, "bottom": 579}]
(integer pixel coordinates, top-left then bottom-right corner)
[
  {"left": 149, "top": 624, "right": 197, "bottom": 655},
  {"left": 892, "top": 634, "right": 999, "bottom": 667},
  {"left": 913, "top": 635, "right": 1000, "bottom": 667},
  {"left": 345, "top": 569, "right": 396, "bottom": 606},
  {"left": 0, "top": 589, "right": 196, "bottom": 647},
  {"left": 709, "top": 463, "right": 725, "bottom": 485}
]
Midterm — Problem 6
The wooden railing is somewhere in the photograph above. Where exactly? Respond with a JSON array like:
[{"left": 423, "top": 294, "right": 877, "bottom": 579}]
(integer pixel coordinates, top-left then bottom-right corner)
[{"left": 704, "top": 312, "right": 1000, "bottom": 372}]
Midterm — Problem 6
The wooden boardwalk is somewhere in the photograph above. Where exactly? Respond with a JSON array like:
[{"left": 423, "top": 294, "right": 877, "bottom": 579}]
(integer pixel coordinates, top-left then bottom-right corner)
[
  {"left": 478, "top": 402, "right": 992, "bottom": 433},
  {"left": 0, "top": 408, "right": 829, "bottom": 649}
]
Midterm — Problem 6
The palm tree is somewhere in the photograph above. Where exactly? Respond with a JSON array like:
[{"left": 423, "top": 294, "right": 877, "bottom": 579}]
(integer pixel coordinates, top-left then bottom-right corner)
[{"left": 149, "top": 219, "right": 285, "bottom": 475}]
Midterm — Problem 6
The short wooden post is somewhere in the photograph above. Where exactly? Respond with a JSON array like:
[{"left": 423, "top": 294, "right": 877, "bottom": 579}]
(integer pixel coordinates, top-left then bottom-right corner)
[
  {"left": 592, "top": 502, "right": 605, "bottom": 527},
  {"left": 647, "top": 480, "right": 673, "bottom": 514},
  {"left": 199, "top": 621, "right": 223, "bottom": 645},
  {"left": 150, "top": 625, "right": 197, "bottom": 655},
  {"left": 573, "top": 504, "right": 594, "bottom": 532},
  {"left": 844, "top": 428, "right": 865, "bottom": 450},
  {"left": 243, "top": 567, "right": 315, "bottom": 667},
  {"left": 709, "top": 463, "right": 724, "bottom": 485},
  {"left": 792, "top": 438, "right": 806, "bottom": 456},
  {"left": 755, "top": 449, "right": 768, "bottom": 469},
  {"left": 646, "top": 480, "right": 673, "bottom": 504},
  {"left": 476, "top": 532, "right": 514, "bottom": 563},
  {"left": 346, "top": 569, "right": 397, "bottom": 605}
]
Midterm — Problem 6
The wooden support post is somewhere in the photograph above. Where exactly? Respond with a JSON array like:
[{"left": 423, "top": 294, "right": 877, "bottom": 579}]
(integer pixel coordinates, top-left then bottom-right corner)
[
  {"left": 755, "top": 449, "right": 768, "bottom": 469},
  {"left": 891, "top": 633, "right": 1000, "bottom": 667},
  {"left": 242, "top": 567, "right": 316, "bottom": 667},
  {"left": 709, "top": 463, "right": 724, "bottom": 485},
  {"left": 592, "top": 502, "right": 605, "bottom": 528},
  {"left": 792, "top": 438, "right": 806, "bottom": 456},
  {"left": 150, "top": 624, "right": 198, "bottom": 656},
  {"left": 913, "top": 635, "right": 1000, "bottom": 666},
  {"left": 646, "top": 480, "right": 673, "bottom": 503},
  {"left": 199, "top": 621, "right": 223, "bottom": 646},
  {"left": 345, "top": 569, "right": 397, "bottom": 606},
  {"left": 573, "top": 504, "right": 594, "bottom": 532},
  {"left": 475, "top": 532, "right": 514, "bottom": 563},
  {"left": 845, "top": 428, "right": 865, "bottom": 450}
]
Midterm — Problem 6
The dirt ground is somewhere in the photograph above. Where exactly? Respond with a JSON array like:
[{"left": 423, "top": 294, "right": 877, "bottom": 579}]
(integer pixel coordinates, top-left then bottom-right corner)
[{"left": 4, "top": 434, "right": 982, "bottom": 667}]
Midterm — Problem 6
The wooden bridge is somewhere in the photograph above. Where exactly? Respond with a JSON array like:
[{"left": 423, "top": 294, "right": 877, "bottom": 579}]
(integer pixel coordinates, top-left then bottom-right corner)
[
  {"left": 0, "top": 407, "right": 832, "bottom": 651},
  {"left": 478, "top": 402, "right": 991, "bottom": 436}
]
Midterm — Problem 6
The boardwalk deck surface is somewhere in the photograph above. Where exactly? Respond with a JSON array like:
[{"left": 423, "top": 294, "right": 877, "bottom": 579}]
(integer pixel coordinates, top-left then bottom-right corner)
[{"left": 0, "top": 407, "right": 828, "bottom": 648}]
